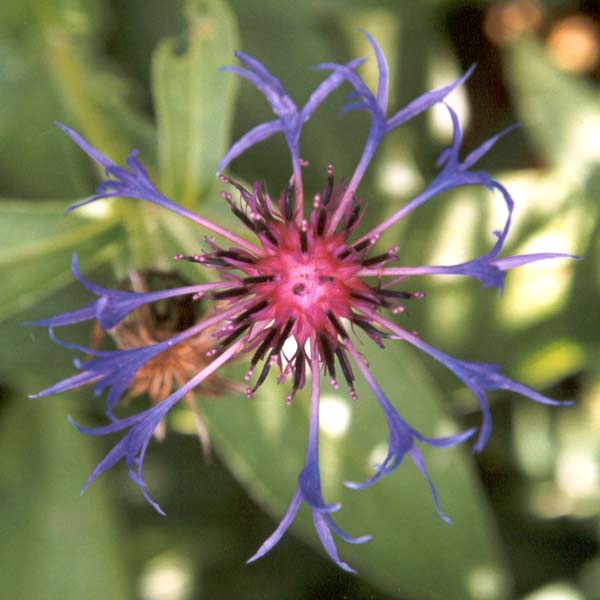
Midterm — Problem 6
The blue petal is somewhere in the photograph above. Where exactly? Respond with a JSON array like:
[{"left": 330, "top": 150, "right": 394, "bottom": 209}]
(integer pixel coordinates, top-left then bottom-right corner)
[
  {"left": 31, "top": 329, "right": 171, "bottom": 417},
  {"left": 386, "top": 65, "right": 475, "bottom": 132},
  {"left": 27, "top": 253, "right": 203, "bottom": 330}
]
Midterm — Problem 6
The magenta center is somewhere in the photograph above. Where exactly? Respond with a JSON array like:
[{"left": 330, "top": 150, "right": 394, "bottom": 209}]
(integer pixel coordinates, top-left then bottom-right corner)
[{"left": 253, "top": 226, "right": 364, "bottom": 341}]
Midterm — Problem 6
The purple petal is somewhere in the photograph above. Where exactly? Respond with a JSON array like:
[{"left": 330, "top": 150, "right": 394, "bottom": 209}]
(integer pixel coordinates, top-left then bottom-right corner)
[
  {"left": 246, "top": 490, "right": 303, "bottom": 564},
  {"left": 217, "top": 120, "right": 282, "bottom": 174},
  {"left": 358, "top": 29, "right": 389, "bottom": 112},
  {"left": 312, "top": 512, "right": 356, "bottom": 573},
  {"left": 463, "top": 123, "right": 521, "bottom": 170},
  {"left": 298, "top": 463, "right": 341, "bottom": 513},
  {"left": 221, "top": 65, "right": 297, "bottom": 120},
  {"left": 301, "top": 58, "right": 365, "bottom": 121},
  {"left": 386, "top": 65, "right": 475, "bottom": 132},
  {"left": 408, "top": 447, "right": 451, "bottom": 524},
  {"left": 344, "top": 340, "right": 472, "bottom": 519},
  {"left": 27, "top": 253, "right": 209, "bottom": 330},
  {"left": 55, "top": 122, "right": 113, "bottom": 169},
  {"left": 493, "top": 252, "right": 578, "bottom": 270},
  {"left": 32, "top": 331, "right": 168, "bottom": 416},
  {"left": 373, "top": 318, "right": 574, "bottom": 452},
  {"left": 68, "top": 341, "right": 242, "bottom": 511},
  {"left": 324, "top": 514, "right": 372, "bottom": 545}
]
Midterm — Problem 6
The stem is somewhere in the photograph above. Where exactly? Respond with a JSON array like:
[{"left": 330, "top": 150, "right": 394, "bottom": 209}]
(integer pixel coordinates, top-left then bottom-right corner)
[{"left": 306, "top": 336, "right": 321, "bottom": 462}]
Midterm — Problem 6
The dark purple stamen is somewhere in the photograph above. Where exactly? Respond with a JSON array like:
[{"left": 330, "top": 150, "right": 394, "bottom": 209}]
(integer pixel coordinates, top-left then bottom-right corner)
[
  {"left": 243, "top": 274, "right": 275, "bottom": 285},
  {"left": 327, "top": 310, "right": 348, "bottom": 339},
  {"left": 233, "top": 299, "right": 269, "bottom": 324},
  {"left": 212, "top": 287, "right": 250, "bottom": 300}
]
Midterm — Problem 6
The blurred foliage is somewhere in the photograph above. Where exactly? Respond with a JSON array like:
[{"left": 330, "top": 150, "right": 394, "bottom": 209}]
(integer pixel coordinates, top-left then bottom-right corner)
[{"left": 1, "top": 0, "right": 599, "bottom": 599}]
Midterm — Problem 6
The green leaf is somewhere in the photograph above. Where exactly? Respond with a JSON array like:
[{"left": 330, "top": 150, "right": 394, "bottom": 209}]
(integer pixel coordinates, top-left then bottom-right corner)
[
  {"left": 152, "top": 0, "right": 239, "bottom": 208},
  {"left": 506, "top": 37, "right": 600, "bottom": 173},
  {"left": 0, "top": 200, "right": 121, "bottom": 322},
  {"left": 0, "top": 386, "right": 130, "bottom": 600},
  {"left": 202, "top": 340, "right": 511, "bottom": 599},
  {"left": 0, "top": 0, "right": 155, "bottom": 197}
]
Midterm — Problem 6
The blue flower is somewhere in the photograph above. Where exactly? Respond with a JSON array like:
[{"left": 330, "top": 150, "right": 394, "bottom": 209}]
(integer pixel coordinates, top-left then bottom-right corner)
[{"left": 30, "top": 33, "right": 574, "bottom": 571}]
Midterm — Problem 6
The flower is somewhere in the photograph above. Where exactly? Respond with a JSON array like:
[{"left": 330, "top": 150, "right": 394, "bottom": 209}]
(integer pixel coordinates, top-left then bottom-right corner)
[{"left": 30, "top": 32, "right": 574, "bottom": 572}]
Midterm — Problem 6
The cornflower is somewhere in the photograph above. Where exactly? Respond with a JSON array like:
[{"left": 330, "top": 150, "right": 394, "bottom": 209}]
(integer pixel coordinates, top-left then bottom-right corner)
[{"left": 29, "top": 32, "right": 572, "bottom": 572}]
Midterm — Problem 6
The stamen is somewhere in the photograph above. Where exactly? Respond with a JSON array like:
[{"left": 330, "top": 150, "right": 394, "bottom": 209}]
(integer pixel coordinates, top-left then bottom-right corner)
[
  {"left": 319, "top": 333, "right": 336, "bottom": 378},
  {"left": 316, "top": 207, "right": 327, "bottom": 236},
  {"left": 345, "top": 203, "right": 361, "bottom": 231},
  {"left": 174, "top": 253, "right": 204, "bottom": 264},
  {"left": 250, "top": 328, "right": 278, "bottom": 367},
  {"left": 232, "top": 299, "right": 269, "bottom": 324},
  {"left": 353, "top": 317, "right": 391, "bottom": 339},
  {"left": 327, "top": 311, "right": 348, "bottom": 339},
  {"left": 252, "top": 358, "right": 272, "bottom": 393},
  {"left": 376, "top": 289, "right": 413, "bottom": 299},
  {"left": 322, "top": 164, "right": 334, "bottom": 206},
  {"left": 212, "top": 287, "right": 249, "bottom": 300},
  {"left": 300, "top": 219, "right": 308, "bottom": 254},
  {"left": 335, "top": 347, "right": 355, "bottom": 391},
  {"left": 283, "top": 181, "right": 294, "bottom": 221},
  {"left": 273, "top": 318, "right": 295, "bottom": 354},
  {"left": 211, "top": 321, "right": 251, "bottom": 353},
  {"left": 198, "top": 256, "right": 230, "bottom": 267},
  {"left": 255, "top": 221, "right": 278, "bottom": 246},
  {"left": 288, "top": 351, "right": 305, "bottom": 404},
  {"left": 229, "top": 205, "right": 258, "bottom": 232},
  {"left": 362, "top": 252, "right": 395, "bottom": 267},
  {"left": 351, "top": 291, "right": 387, "bottom": 307},
  {"left": 216, "top": 250, "right": 256, "bottom": 264},
  {"left": 242, "top": 274, "right": 275, "bottom": 285}
]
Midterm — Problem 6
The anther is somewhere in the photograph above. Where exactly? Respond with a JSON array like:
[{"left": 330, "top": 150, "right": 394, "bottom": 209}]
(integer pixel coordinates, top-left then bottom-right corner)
[
  {"left": 335, "top": 347, "right": 355, "bottom": 389},
  {"left": 250, "top": 328, "right": 278, "bottom": 367},
  {"left": 319, "top": 333, "right": 336, "bottom": 379},
  {"left": 283, "top": 181, "right": 294, "bottom": 221},
  {"left": 345, "top": 203, "right": 361, "bottom": 231},
  {"left": 273, "top": 318, "right": 295, "bottom": 354},
  {"left": 316, "top": 208, "right": 327, "bottom": 236},
  {"left": 362, "top": 252, "right": 395, "bottom": 267},
  {"left": 327, "top": 311, "right": 348, "bottom": 339},
  {"left": 376, "top": 289, "right": 413, "bottom": 299},
  {"left": 233, "top": 299, "right": 269, "bottom": 324},
  {"left": 211, "top": 286, "right": 249, "bottom": 300},
  {"left": 300, "top": 220, "right": 308, "bottom": 254},
  {"left": 322, "top": 164, "right": 334, "bottom": 206},
  {"left": 243, "top": 274, "right": 275, "bottom": 285}
]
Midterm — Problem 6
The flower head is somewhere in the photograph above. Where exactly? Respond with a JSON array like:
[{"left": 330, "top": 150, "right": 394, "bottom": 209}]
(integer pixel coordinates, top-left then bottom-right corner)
[{"left": 30, "top": 32, "right": 573, "bottom": 572}]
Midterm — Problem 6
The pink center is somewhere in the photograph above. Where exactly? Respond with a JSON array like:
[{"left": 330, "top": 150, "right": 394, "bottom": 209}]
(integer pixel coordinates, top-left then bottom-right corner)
[{"left": 253, "top": 224, "right": 364, "bottom": 342}]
